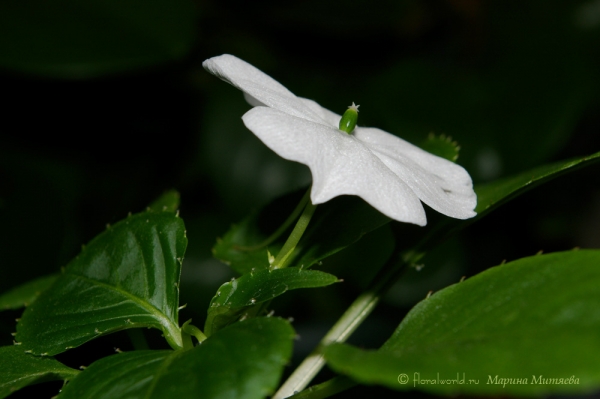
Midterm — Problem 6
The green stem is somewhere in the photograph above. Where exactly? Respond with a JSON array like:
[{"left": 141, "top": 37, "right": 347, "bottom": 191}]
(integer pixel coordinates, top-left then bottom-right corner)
[
  {"left": 237, "top": 189, "right": 310, "bottom": 251},
  {"left": 287, "top": 376, "right": 356, "bottom": 399},
  {"left": 181, "top": 331, "right": 194, "bottom": 350},
  {"left": 271, "top": 198, "right": 317, "bottom": 269},
  {"left": 182, "top": 319, "right": 207, "bottom": 346},
  {"left": 272, "top": 246, "right": 417, "bottom": 399}
]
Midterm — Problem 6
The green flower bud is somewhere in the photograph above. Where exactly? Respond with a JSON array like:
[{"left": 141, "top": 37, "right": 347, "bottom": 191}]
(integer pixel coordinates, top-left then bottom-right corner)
[{"left": 339, "top": 102, "right": 360, "bottom": 134}]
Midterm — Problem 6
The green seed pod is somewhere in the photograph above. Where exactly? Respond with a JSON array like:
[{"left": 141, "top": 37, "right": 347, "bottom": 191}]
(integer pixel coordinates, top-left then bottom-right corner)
[{"left": 339, "top": 102, "right": 359, "bottom": 134}]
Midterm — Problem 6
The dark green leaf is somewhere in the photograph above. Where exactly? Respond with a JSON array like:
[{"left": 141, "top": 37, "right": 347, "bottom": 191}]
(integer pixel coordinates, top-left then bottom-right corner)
[
  {"left": 325, "top": 250, "right": 600, "bottom": 395},
  {"left": 205, "top": 268, "right": 338, "bottom": 336},
  {"left": 474, "top": 150, "right": 600, "bottom": 215},
  {"left": 418, "top": 134, "right": 460, "bottom": 162},
  {"left": 213, "top": 211, "right": 277, "bottom": 274},
  {"left": 60, "top": 350, "right": 172, "bottom": 399},
  {"left": 0, "top": 0, "right": 196, "bottom": 78},
  {"left": 420, "top": 151, "right": 600, "bottom": 250},
  {"left": 214, "top": 194, "right": 390, "bottom": 274},
  {"left": 147, "top": 190, "right": 181, "bottom": 213},
  {"left": 16, "top": 211, "right": 187, "bottom": 355},
  {"left": 0, "top": 274, "right": 58, "bottom": 311},
  {"left": 0, "top": 345, "right": 78, "bottom": 398},
  {"left": 59, "top": 317, "right": 295, "bottom": 399}
]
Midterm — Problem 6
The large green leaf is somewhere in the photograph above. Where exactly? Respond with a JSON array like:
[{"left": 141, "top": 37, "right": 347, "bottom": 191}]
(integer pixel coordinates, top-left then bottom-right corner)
[
  {"left": 16, "top": 210, "right": 187, "bottom": 355},
  {"left": 214, "top": 194, "right": 390, "bottom": 274},
  {"left": 325, "top": 250, "right": 600, "bottom": 395},
  {"left": 0, "top": 274, "right": 58, "bottom": 311},
  {"left": 59, "top": 317, "right": 294, "bottom": 399},
  {"left": 0, "top": 345, "right": 78, "bottom": 399},
  {"left": 205, "top": 268, "right": 339, "bottom": 336},
  {"left": 0, "top": 0, "right": 196, "bottom": 78}
]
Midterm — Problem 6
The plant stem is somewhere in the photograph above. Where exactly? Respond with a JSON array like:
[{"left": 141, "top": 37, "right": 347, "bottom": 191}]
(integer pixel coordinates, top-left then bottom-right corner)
[
  {"left": 273, "top": 246, "right": 415, "bottom": 399},
  {"left": 181, "top": 331, "right": 194, "bottom": 350},
  {"left": 182, "top": 322, "right": 207, "bottom": 344},
  {"left": 237, "top": 189, "right": 311, "bottom": 251},
  {"left": 273, "top": 292, "right": 380, "bottom": 398},
  {"left": 287, "top": 376, "right": 356, "bottom": 399},
  {"left": 271, "top": 197, "right": 317, "bottom": 269}
]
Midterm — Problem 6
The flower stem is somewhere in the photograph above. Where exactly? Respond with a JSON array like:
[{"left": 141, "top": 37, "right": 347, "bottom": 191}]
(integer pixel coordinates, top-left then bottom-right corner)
[
  {"left": 287, "top": 376, "right": 356, "bottom": 399},
  {"left": 237, "top": 189, "right": 311, "bottom": 251},
  {"left": 273, "top": 245, "right": 416, "bottom": 399},
  {"left": 271, "top": 196, "right": 317, "bottom": 269}
]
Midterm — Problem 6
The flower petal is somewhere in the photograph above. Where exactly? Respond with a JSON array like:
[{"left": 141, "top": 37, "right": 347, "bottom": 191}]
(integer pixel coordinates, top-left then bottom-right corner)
[
  {"left": 298, "top": 98, "right": 342, "bottom": 128},
  {"left": 242, "top": 107, "right": 428, "bottom": 225},
  {"left": 354, "top": 127, "right": 477, "bottom": 219},
  {"left": 203, "top": 54, "right": 326, "bottom": 125}
]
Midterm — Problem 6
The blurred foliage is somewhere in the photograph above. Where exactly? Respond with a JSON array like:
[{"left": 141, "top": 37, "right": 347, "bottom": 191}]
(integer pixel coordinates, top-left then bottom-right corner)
[
  {"left": 1, "top": 0, "right": 599, "bottom": 397},
  {"left": 0, "top": 0, "right": 196, "bottom": 78}
]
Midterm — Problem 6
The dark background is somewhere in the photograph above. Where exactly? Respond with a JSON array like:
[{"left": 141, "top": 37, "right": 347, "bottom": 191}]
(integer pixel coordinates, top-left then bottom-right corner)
[{"left": 1, "top": 0, "right": 599, "bottom": 397}]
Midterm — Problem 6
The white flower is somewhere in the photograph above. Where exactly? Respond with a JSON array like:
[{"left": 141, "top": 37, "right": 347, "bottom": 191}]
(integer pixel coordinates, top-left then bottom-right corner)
[{"left": 203, "top": 54, "right": 477, "bottom": 226}]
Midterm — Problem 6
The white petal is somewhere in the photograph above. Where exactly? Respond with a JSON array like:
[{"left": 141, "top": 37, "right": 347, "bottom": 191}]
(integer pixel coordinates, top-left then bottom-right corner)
[
  {"left": 243, "top": 92, "right": 265, "bottom": 107},
  {"left": 298, "top": 97, "right": 342, "bottom": 128},
  {"left": 354, "top": 127, "right": 477, "bottom": 219},
  {"left": 242, "top": 107, "right": 428, "bottom": 225},
  {"left": 203, "top": 54, "right": 326, "bottom": 124}
]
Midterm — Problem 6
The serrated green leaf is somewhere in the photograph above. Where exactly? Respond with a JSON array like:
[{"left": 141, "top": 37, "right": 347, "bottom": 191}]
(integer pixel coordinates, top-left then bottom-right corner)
[
  {"left": 325, "top": 250, "right": 600, "bottom": 396},
  {"left": 214, "top": 193, "right": 390, "bottom": 274},
  {"left": 59, "top": 317, "right": 295, "bottom": 399},
  {"left": 147, "top": 190, "right": 181, "bottom": 213},
  {"left": 0, "top": 274, "right": 58, "bottom": 311},
  {"left": 205, "top": 268, "right": 338, "bottom": 336},
  {"left": 16, "top": 211, "right": 187, "bottom": 355},
  {"left": 419, "top": 134, "right": 460, "bottom": 162},
  {"left": 0, "top": 345, "right": 78, "bottom": 398},
  {"left": 0, "top": 0, "right": 196, "bottom": 78}
]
